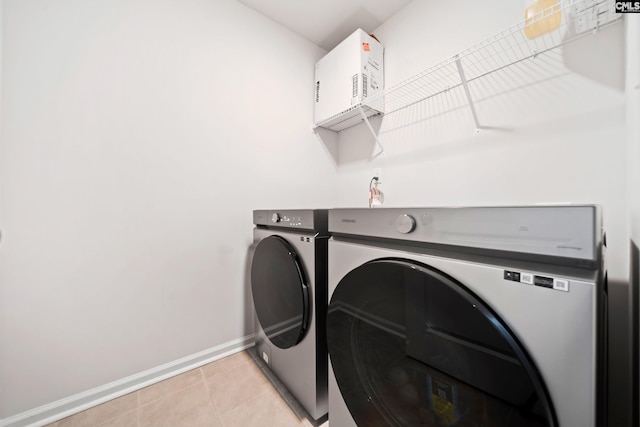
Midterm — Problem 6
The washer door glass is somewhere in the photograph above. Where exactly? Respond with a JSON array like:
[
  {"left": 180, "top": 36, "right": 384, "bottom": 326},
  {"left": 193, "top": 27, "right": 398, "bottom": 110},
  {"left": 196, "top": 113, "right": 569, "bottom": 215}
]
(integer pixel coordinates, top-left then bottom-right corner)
[
  {"left": 251, "top": 235, "right": 309, "bottom": 349},
  {"left": 327, "top": 259, "right": 556, "bottom": 427}
]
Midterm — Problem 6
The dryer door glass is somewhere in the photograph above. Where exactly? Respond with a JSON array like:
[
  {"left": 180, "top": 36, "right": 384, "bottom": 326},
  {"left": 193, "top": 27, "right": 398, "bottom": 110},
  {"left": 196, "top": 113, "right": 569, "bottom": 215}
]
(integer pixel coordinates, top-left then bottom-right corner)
[
  {"left": 327, "top": 258, "right": 556, "bottom": 427},
  {"left": 251, "top": 235, "right": 309, "bottom": 349}
]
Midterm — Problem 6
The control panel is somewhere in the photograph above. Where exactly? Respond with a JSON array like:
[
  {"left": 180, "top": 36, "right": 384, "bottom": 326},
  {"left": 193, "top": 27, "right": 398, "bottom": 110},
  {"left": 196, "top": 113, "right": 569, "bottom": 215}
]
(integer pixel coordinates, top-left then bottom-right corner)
[
  {"left": 328, "top": 206, "right": 600, "bottom": 268},
  {"left": 253, "top": 209, "right": 328, "bottom": 233},
  {"left": 270, "top": 213, "right": 304, "bottom": 227},
  {"left": 395, "top": 214, "right": 416, "bottom": 234}
]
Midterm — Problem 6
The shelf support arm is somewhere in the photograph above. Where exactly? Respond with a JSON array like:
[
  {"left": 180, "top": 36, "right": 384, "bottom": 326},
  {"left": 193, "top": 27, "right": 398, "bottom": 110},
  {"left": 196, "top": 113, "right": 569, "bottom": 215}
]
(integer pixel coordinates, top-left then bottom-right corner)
[
  {"left": 358, "top": 106, "right": 384, "bottom": 158},
  {"left": 455, "top": 56, "right": 482, "bottom": 133}
]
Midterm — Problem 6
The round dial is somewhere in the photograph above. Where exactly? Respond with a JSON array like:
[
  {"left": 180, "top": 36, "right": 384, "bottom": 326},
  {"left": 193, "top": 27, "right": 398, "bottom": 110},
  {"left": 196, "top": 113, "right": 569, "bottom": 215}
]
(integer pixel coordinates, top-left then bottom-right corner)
[
  {"left": 395, "top": 214, "right": 416, "bottom": 234},
  {"left": 271, "top": 213, "right": 281, "bottom": 223}
]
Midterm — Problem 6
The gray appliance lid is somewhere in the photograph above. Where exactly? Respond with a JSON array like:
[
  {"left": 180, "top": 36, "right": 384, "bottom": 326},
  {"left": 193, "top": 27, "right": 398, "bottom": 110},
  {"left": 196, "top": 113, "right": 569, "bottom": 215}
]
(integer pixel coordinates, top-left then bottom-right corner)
[{"left": 328, "top": 206, "right": 602, "bottom": 268}]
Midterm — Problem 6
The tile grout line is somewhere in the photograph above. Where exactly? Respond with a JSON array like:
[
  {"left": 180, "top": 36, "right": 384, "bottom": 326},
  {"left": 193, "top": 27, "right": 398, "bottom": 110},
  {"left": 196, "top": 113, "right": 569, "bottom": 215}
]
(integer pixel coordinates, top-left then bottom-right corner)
[
  {"left": 136, "top": 390, "right": 140, "bottom": 427},
  {"left": 136, "top": 388, "right": 140, "bottom": 427},
  {"left": 247, "top": 348, "right": 325, "bottom": 427},
  {"left": 246, "top": 349, "right": 314, "bottom": 424},
  {"left": 133, "top": 367, "right": 204, "bottom": 426},
  {"left": 55, "top": 353, "right": 267, "bottom": 427},
  {"left": 199, "top": 366, "right": 225, "bottom": 426}
]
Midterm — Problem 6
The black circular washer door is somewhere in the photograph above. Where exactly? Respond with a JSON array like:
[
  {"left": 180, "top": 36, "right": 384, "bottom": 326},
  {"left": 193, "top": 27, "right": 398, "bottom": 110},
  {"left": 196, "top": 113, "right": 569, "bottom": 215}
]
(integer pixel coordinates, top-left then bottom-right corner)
[
  {"left": 327, "top": 258, "right": 556, "bottom": 427},
  {"left": 251, "top": 235, "right": 309, "bottom": 349}
]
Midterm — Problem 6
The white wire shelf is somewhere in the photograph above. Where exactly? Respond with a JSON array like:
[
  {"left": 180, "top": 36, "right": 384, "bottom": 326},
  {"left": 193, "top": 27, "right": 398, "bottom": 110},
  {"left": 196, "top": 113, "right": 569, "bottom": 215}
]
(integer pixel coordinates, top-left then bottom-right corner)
[{"left": 362, "top": 0, "right": 623, "bottom": 133}]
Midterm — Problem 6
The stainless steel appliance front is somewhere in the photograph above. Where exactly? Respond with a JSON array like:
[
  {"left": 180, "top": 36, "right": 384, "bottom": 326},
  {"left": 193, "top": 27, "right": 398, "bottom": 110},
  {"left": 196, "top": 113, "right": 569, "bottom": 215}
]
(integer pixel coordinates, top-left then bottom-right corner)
[
  {"left": 250, "top": 209, "right": 328, "bottom": 420},
  {"left": 326, "top": 206, "right": 606, "bottom": 427}
]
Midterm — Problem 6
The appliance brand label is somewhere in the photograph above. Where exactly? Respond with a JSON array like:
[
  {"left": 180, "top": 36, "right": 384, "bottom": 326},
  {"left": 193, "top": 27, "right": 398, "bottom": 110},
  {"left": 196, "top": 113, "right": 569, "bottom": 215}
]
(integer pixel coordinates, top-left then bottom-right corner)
[{"left": 341, "top": 219, "right": 356, "bottom": 223}]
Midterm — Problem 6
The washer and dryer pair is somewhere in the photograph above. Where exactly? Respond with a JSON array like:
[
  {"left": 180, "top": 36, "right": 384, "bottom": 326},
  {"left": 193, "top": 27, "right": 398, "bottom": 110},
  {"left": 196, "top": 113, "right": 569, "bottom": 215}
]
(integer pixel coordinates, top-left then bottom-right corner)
[{"left": 251, "top": 206, "right": 607, "bottom": 427}]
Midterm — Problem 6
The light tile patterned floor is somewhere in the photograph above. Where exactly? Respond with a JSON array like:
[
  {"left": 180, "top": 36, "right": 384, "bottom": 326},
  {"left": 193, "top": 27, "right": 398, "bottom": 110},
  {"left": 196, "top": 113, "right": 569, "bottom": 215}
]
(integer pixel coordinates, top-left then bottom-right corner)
[{"left": 46, "top": 349, "right": 328, "bottom": 427}]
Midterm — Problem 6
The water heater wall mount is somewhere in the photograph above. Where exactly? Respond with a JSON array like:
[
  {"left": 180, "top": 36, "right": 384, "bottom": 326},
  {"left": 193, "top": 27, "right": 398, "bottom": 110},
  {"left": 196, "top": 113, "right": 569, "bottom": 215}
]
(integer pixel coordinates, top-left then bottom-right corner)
[{"left": 313, "top": 29, "right": 384, "bottom": 132}]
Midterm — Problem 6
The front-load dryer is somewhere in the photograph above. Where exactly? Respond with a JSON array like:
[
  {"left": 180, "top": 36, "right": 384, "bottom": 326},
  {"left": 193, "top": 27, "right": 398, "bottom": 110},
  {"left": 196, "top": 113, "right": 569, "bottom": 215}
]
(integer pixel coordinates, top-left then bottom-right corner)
[
  {"left": 326, "top": 206, "right": 607, "bottom": 427},
  {"left": 250, "top": 209, "right": 328, "bottom": 420}
]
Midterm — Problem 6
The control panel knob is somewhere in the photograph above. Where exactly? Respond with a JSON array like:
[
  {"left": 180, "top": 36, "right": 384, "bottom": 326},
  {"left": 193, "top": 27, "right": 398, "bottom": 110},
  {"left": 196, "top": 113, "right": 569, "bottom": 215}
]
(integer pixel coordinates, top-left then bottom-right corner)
[
  {"left": 395, "top": 214, "right": 416, "bottom": 234},
  {"left": 271, "top": 213, "right": 281, "bottom": 223}
]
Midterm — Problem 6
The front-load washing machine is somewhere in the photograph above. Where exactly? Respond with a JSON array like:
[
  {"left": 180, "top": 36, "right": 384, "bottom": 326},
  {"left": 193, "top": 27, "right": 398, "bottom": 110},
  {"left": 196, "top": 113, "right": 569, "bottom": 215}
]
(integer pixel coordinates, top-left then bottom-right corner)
[
  {"left": 250, "top": 209, "right": 328, "bottom": 420},
  {"left": 326, "top": 206, "right": 607, "bottom": 427}
]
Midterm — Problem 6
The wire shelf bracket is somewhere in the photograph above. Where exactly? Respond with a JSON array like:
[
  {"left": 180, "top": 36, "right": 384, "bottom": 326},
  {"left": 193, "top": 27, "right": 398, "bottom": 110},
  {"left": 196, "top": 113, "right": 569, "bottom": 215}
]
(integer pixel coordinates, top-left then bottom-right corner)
[
  {"left": 313, "top": 0, "right": 623, "bottom": 149},
  {"left": 455, "top": 55, "right": 482, "bottom": 133},
  {"left": 356, "top": 0, "right": 622, "bottom": 138},
  {"left": 358, "top": 106, "right": 385, "bottom": 157}
]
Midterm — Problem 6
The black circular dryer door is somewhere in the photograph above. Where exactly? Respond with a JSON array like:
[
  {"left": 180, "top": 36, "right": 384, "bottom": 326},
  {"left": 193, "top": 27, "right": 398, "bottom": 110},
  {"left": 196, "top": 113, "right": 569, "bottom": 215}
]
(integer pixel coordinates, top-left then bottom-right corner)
[
  {"left": 251, "top": 235, "right": 309, "bottom": 349},
  {"left": 327, "top": 258, "right": 557, "bottom": 427}
]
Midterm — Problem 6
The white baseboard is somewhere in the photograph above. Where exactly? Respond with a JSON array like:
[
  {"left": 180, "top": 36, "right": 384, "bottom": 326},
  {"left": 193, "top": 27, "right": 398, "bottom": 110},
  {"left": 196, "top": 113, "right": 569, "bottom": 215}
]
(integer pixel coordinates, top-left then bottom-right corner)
[{"left": 0, "top": 335, "right": 255, "bottom": 427}]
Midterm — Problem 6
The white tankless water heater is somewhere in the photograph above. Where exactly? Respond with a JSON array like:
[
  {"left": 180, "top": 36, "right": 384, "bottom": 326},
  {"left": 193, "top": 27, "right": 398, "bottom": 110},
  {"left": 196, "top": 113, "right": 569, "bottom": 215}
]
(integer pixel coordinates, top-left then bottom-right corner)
[{"left": 314, "top": 29, "right": 384, "bottom": 132}]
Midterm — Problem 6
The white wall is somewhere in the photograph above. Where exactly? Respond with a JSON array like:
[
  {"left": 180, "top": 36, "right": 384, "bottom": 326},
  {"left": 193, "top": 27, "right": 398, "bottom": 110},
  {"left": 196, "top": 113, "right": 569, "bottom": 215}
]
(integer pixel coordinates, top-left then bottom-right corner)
[
  {"left": 0, "top": 0, "right": 335, "bottom": 419},
  {"left": 629, "top": 12, "right": 640, "bottom": 247},
  {"left": 628, "top": 14, "right": 640, "bottom": 253},
  {"left": 626, "top": 15, "right": 640, "bottom": 425},
  {"left": 336, "top": 0, "right": 627, "bottom": 278},
  {"left": 333, "top": 0, "right": 631, "bottom": 425}
]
